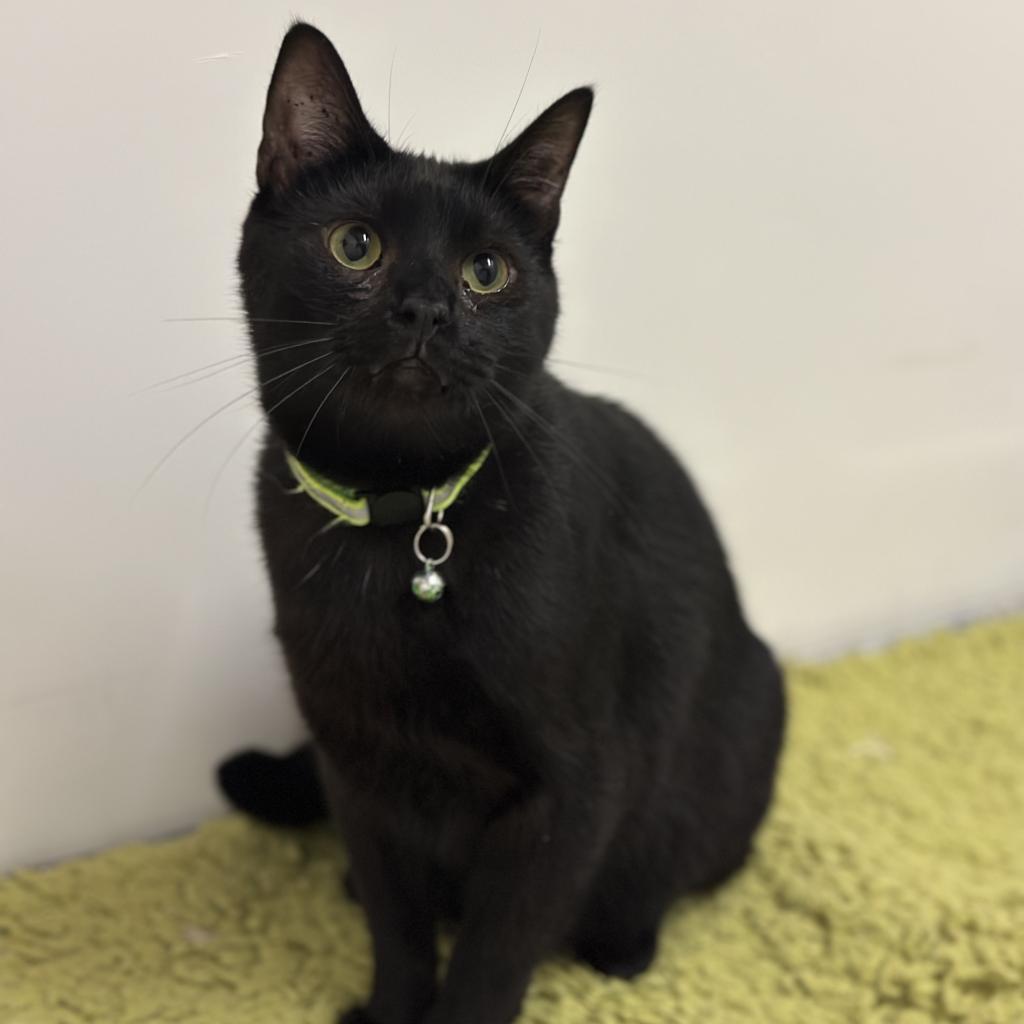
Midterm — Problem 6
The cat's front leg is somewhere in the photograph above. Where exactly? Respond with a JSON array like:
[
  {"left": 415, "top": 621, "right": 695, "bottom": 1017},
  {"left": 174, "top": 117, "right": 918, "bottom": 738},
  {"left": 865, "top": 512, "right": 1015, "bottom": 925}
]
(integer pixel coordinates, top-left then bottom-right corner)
[
  {"left": 424, "top": 791, "right": 610, "bottom": 1024},
  {"left": 318, "top": 754, "right": 439, "bottom": 1024}
]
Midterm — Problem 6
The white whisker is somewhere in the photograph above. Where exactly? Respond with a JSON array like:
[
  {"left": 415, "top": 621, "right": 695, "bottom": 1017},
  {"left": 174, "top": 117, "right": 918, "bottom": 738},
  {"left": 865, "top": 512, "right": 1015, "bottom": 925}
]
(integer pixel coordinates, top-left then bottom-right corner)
[
  {"left": 135, "top": 352, "right": 337, "bottom": 498},
  {"left": 164, "top": 315, "right": 336, "bottom": 326},
  {"left": 296, "top": 368, "right": 351, "bottom": 458}
]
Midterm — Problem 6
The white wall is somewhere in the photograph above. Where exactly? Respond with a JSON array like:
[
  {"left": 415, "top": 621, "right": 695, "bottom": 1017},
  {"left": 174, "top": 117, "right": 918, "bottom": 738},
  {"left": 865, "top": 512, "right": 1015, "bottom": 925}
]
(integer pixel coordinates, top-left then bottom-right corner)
[{"left": 2, "top": 1, "right": 1022, "bottom": 870}]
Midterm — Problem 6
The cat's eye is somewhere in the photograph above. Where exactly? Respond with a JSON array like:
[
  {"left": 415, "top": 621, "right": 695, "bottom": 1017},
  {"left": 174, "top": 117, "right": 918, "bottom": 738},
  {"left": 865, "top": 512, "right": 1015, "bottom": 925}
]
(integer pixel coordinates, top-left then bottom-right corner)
[
  {"left": 327, "top": 223, "right": 382, "bottom": 270},
  {"left": 461, "top": 252, "right": 510, "bottom": 294}
]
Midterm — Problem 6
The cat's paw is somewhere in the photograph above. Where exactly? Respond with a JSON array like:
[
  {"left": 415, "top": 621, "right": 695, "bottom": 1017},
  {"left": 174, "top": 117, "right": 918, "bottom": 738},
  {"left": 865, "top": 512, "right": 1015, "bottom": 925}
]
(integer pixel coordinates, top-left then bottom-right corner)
[
  {"left": 342, "top": 867, "right": 360, "bottom": 903},
  {"left": 337, "top": 1007, "right": 379, "bottom": 1024},
  {"left": 575, "top": 927, "right": 657, "bottom": 980},
  {"left": 338, "top": 1001, "right": 430, "bottom": 1024}
]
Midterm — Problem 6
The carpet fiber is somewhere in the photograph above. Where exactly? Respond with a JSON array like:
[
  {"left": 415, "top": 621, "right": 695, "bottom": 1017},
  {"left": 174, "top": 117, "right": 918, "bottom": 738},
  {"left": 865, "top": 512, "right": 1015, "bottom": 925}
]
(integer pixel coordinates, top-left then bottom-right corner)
[{"left": 2, "top": 617, "right": 1022, "bottom": 1023}]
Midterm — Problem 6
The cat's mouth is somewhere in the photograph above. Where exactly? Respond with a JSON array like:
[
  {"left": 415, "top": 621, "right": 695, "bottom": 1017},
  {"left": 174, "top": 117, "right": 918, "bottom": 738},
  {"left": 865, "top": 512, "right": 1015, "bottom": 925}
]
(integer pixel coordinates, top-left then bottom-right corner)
[{"left": 369, "top": 356, "right": 448, "bottom": 393}]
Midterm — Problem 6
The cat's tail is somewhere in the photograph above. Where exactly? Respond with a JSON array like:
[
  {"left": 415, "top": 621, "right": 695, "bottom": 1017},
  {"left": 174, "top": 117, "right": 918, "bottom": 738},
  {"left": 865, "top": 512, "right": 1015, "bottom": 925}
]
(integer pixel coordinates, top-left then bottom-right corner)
[{"left": 216, "top": 742, "right": 328, "bottom": 826}]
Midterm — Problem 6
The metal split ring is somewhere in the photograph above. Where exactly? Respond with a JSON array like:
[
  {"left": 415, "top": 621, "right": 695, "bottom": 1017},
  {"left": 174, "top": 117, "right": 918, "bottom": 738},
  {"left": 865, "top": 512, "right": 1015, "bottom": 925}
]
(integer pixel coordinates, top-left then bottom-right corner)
[{"left": 413, "top": 521, "right": 454, "bottom": 567}]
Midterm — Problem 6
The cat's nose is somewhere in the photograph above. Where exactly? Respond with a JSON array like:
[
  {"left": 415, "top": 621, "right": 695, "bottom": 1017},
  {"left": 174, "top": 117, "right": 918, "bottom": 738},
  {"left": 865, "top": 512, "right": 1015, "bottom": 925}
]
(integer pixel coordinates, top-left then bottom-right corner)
[{"left": 394, "top": 296, "right": 450, "bottom": 348}]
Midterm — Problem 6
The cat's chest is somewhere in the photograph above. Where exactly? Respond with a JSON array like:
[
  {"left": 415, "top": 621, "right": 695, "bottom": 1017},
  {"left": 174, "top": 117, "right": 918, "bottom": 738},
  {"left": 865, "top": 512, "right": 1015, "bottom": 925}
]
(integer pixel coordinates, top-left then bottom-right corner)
[{"left": 270, "top": 522, "right": 532, "bottom": 802}]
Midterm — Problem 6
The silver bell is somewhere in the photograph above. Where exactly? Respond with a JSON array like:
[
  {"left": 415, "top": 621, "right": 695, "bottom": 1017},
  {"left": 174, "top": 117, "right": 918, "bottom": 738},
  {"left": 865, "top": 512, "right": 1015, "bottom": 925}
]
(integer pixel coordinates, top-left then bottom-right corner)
[{"left": 411, "top": 566, "right": 445, "bottom": 603}]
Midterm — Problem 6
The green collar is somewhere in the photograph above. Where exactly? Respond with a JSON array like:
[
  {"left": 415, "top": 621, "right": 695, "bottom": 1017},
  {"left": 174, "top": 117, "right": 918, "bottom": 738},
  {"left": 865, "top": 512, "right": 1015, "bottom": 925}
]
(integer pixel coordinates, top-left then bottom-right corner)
[{"left": 285, "top": 447, "right": 490, "bottom": 527}]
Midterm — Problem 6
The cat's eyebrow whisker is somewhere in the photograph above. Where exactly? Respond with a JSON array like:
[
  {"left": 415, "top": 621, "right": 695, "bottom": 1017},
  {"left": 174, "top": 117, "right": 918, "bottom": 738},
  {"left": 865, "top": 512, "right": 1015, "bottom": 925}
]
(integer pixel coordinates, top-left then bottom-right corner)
[
  {"left": 482, "top": 30, "right": 541, "bottom": 189},
  {"left": 386, "top": 49, "right": 396, "bottom": 145}
]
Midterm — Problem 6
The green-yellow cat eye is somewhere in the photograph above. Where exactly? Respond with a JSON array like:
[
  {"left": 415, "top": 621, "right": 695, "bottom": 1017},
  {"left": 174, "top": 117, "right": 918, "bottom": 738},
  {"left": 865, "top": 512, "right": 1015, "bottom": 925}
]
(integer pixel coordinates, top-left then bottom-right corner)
[
  {"left": 462, "top": 252, "right": 510, "bottom": 294},
  {"left": 327, "top": 223, "right": 382, "bottom": 270}
]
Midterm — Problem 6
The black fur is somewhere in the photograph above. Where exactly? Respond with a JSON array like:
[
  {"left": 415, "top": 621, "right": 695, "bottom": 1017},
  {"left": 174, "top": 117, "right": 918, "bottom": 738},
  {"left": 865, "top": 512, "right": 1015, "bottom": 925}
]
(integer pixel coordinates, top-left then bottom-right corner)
[
  {"left": 220, "top": 22, "right": 784, "bottom": 1024},
  {"left": 217, "top": 745, "right": 326, "bottom": 827}
]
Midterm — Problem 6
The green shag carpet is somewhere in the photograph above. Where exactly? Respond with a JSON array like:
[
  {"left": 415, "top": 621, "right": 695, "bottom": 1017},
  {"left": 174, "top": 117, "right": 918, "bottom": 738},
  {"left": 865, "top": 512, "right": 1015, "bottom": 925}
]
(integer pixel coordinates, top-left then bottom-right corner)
[{"left": 2, "top": 617, "right": 1023, "bottom": 1024}]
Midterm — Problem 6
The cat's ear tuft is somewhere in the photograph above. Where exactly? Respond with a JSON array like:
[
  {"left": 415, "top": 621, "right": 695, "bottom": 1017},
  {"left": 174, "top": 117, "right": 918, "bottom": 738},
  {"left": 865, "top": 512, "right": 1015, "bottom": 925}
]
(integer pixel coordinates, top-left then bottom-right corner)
[
  {"left": 485, "top": 87, "right": 593, "bottom": 237},
  {"left": 256, "top": 22, "right": 385, "bottom": 192}
]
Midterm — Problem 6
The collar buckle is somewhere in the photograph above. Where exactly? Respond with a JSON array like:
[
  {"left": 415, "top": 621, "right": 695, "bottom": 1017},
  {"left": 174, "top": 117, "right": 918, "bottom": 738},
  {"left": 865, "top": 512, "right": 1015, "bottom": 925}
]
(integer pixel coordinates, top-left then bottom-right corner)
[{"left": 365, "top": 489, "right": 426, "bottom": 527}]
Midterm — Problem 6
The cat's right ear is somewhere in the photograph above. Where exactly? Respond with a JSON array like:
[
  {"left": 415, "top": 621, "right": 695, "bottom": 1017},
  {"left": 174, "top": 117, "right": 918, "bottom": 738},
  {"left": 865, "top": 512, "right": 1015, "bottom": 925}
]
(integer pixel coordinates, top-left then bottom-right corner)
[{"left": 256, "top": 23, "right": 385, "bottom": 192}]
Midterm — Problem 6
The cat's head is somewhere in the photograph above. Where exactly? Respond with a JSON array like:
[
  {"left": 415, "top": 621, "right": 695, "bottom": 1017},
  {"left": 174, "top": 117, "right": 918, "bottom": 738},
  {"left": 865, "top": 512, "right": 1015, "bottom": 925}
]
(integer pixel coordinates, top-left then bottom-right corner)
[{"left": 238, "top": 23, "right": 591, "bottom": 488}]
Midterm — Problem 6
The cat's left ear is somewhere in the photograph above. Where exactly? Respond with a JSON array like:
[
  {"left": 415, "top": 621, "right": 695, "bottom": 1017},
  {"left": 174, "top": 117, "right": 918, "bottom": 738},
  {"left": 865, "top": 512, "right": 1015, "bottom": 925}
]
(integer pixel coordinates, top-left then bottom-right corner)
[
  {"left": 257, "top": 22, "right": 386, "bottom": 192},
  {"left": 482, "top": 87, "right": 593, "bottom": 238}
]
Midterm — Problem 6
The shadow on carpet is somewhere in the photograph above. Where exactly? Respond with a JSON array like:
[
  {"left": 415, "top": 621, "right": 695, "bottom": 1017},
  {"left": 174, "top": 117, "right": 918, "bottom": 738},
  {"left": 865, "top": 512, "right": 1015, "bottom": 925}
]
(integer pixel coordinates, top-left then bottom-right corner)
[{"left": 2, "top": 617, "right": 1022, "bottom": 1023}]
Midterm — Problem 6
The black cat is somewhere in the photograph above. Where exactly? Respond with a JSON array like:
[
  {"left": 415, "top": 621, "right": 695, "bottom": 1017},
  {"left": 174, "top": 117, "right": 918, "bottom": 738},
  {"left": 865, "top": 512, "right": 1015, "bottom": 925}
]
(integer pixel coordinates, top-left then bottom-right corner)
[{"left": 219, "top": 22, "right": 785, "bottom": 1024}]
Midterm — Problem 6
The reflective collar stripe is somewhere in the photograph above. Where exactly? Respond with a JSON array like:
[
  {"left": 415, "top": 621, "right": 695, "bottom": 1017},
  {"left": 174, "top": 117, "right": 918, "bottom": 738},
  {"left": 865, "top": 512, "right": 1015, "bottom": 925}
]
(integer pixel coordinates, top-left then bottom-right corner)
[{"left": 285, "top": 447, "right": 490, "bottom": 527}]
